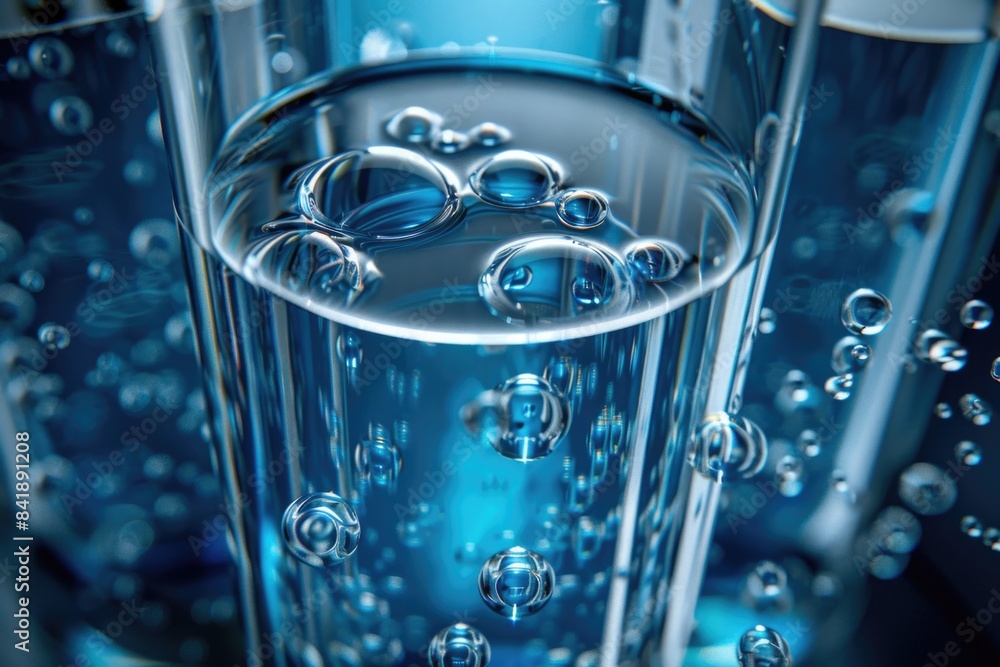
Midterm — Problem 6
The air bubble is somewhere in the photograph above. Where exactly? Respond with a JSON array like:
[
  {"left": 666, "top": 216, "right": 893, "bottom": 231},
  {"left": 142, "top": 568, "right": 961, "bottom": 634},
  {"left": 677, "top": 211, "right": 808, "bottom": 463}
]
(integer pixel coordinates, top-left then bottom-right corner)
[
  {"left": 129, "top": 219, "right": 179, "bottom": 269},
  {"left": 555, "top": 190, "right": 608, "bottom": 230},
  {"left": 295, "top": 147, "right": 461, "bottom": 241},
  {"left": 991, "top": 357, "right": 1000, "bottom": 383},
  {"left": 385, "top": 107, "right": 443, "bottom": 143},
  {"left": 959, "top": 300, "right": 993, "bottom": 330},
  {"left": 934, "top": 402, "right": 952, "bottom": 419},
  {"left": 898, "top": 463, "right": 957, "bottom": 516},
  {"left": 758, "top": 308, "right": 776, "bottom": 334},
  {"left": 824, "top": 374, "right": 853, "bottom": 400},
  {"left": 49, "top": 96, "right": 93, "bottom": 136},
  {"left": 841, "top": 288, "right": 892, "bottom": 335},
  {"left": 984, "top": 528, "right": 1000, "bottom": 551},
  {"left": 38, "top": 323, "right": 70, "bottom": 351},
  {"left": 470, "top": 122, "right": 512, "bottom": 147},
  {"left": 87, "top": 259, "right": 115, "bottom": 283},
  {"left": 871, "top": 506, "right": 921, "bottom": 554},
  {"left": 624, "top": 239, "right": 687, "bottom": 283},
  {"left": 959, "top": 393, "right": 992, "bottom": 426},
  {"left": 796, "top": 429, "right": 821, "bottom": 458},
  {"left": 480, "top": 237, "right": 630, "bottom": 324},
  {"left": 19, "top": 270, "right": 44, "bottom": 293},
  {"left": 28, "top": 37, "right": 74, "bottom": 79},
  {"left": 355, "top": 426, "right": 402, "bottom": 489},
  {"left": 463, "top": 374, "right": 570, "bottom": 461},
  {"left": 737, "top": 625, "right": 792, "bottom": 667},
  {"left": 831, "top": 336, "right": 870, "bottom": 374},
  {"left": 478, "top": 546, "right": 555, "bottom": 619},
  {"left": 961, "top": 515, "right": 983, "bottom": 538},
  {"left": 689, "top": 412, "right": 768, "bottom": 482},
  {"left": 742, "top": 561, "right": 791, "bottom": 612},
  {"left": 915, "top": 330, "right": 967, "bottom": 372},
  {"left": 955, "top": 441, "right": 982, "bottom": 466},
  {"left": 428, "top": 623, "right": 491, "bottom": 667},
  {"left": 337, "top": 332, "right": 363, "bottom": 369},
  {"left": 431, "top": 129, "right": 471, "bottom": 154},
  {"left": 470, "top": 150, "right": 559, "bottom": 207},
  {"left": 282, "top": 492, "right": 360, "bottom": 567},
  {"left": 775, "top": 455, "right": 804, "bottom": 497}
]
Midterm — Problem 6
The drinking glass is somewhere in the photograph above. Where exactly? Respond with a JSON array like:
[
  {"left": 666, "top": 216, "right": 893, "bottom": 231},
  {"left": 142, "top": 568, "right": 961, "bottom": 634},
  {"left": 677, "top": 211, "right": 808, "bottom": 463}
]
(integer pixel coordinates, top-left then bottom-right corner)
[{"left": 144, "top": 2, "right": 822, "bottom": 665}]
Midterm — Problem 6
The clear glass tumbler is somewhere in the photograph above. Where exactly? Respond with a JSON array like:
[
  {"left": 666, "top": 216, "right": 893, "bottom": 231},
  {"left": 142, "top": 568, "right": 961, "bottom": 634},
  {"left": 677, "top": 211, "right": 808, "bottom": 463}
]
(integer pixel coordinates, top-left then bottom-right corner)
[{"left": 144, "top": 2, "right": 818, "bottom": 665}]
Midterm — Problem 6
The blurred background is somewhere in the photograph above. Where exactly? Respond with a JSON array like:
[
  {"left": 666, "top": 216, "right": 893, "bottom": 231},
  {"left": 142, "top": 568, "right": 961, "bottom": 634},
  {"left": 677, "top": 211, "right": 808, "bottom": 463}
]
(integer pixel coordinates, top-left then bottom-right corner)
[{"left": 0, "top": 2, "right": 998, "bottom": 666}]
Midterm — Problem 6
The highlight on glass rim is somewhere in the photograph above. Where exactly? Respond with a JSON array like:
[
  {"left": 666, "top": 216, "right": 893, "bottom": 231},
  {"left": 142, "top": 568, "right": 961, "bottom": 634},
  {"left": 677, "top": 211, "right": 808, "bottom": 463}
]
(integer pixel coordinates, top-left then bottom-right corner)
[{"left": 0, "top": 1, "right": 998, "bottom": 666}]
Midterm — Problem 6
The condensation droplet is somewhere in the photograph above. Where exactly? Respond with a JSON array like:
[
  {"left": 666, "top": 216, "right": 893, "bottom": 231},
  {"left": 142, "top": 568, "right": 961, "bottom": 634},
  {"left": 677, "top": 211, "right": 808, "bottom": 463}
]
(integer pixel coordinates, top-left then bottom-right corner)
[
  {"left": 478, "top": 546, "right": 555, "bottom": 619},
  {"left": 282, "top": 492, "right": 360, "bottom": 566},
  {"left": 555, "top": 190, "right": 608, "bottom": 230},
  {"left": 385, "top": 107, "right": 443, "bottom": 143},
  {"left": 898, "top": 463, "right": 957, "bottom": 516},
  {"left": 470, "top": 150, "right": 559, "bottom": 207},
  {"left": 841, "top": 288, "right": 892, "bottom": 335},
  {"left": 624, "top": 239, "right": 687, "bottom": 283}
]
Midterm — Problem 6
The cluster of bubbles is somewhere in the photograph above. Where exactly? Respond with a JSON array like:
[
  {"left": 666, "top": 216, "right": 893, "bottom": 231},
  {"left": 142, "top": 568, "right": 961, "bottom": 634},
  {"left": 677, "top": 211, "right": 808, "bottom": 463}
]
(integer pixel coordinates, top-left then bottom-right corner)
[
  {"left": 822, "top": 288, "right": 891, "bottom": 400},
  {"left": 961, "top": 516, "right": 1000, "bottom": 552}
]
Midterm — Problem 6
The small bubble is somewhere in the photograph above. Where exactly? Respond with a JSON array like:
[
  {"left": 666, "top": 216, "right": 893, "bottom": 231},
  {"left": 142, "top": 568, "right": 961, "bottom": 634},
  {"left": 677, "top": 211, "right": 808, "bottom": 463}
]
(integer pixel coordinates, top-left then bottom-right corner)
[
  {"left": 959, "top": 393, "right": 992, "bottom": 426},
  {"left": 961, "top": 515, "right": 983, "bottom": 538},
  {"left": 871, "top": 506, "right": 921, "bottom": 554},
  {"left": 991, "top": 357, "right": 1000, "bottom": 383},
  {"left": 984, "top": 528, "right": 1000, "bottom": 551},
  {"left": 934, "top": 402, "right": 952, "bottom": 419},
  {"left": 775, "top": 455, "right": 804, "bottom": 497},
  {"left": 470, "top": 150, "right": 559, "bottom": 207},
  {"left": 74, "top": 207, "right": 93, "bottom": 225},
  {"left": 37, "top": 323, "right": 70, "bottom": 350},
  {"left": 898, "top": 463, "right": 957, "bottom": 516},
  {"left": 18, "top": 270, "right": 44, "bottom": 293},
  {"left": 737, "top": 625, "right": 792, "bottom": 667},
  {"left": 129, "top": 219, "right": 179, "bottom": 268},
  {"left": 431, "top": 129, "right": 471, "bottom": 154},
  {"left": 355, "top": 426, "right": 402, "bottom": 489},
  {"left": 427, "top": 623, "right": 491, "bottom": 667},
  {"left": 271, "top": 51, "right": 294, "bottom": 74},
  {"left": 28, "top": 37, "right": 74, "bottom": 79},
  {"left": 282, "top": 492, "right": 361, "bottom": 567},
  {"left": 479, "top": 546, "right": 555, "bottom": 619},
  {"left": 797, "top": 429, "right": 821, "bottom": 458},
  {"left": 915, "top": 329, "right": 967, "bottom": 372},
  {"left": 824, "top": 373, "right": 853, "bottom": 400},
  {"left": 555, "top": 190, "right": 608, "bottom": 230},
  {"left": 124, "top": 158, "right": 156, "bottom": 187},
  {"left": 49, "top": 96, "right": 93, "bottom": 136},
  {"left": 6, "top": 57, "right": 30, "bottom": 80},
  {"left": 831, "top": 336, "right": 870, "bottom": 374},
  {"left": 87, "top": 259, "right": 115, "bottom": 283},
  {"left": 105, "top": 31, "right": 137, "bottom": 58},
  {"left": 959, "top": 300, "right": 993, "bottom": 330},
  {"left": 955, "top": 441, "right": 982, "bottom": 466},
  {"left": 470, "top": 122, "right": 512, "bottom": 147},
  {"left": 385, "top": 107, "right": 443, "bottom": 143},
  {"left": 337, "top": 332, "right": 363, "bottom": 369},
  {"left": 624, "top": 239, "right": 687, "bottom": 283},
  {"left": 831, "top": 470, "right": 852, "bottom": 496},
  {"left": 758, "top": 308, "right": 777, "bottom": 334},
  {"left": 742, "top": 561, "right": 791, "bottom": 612},
  {"left": 689, "top": 412, "right": 768, "bottom": 482},
  {"left": 841, "top": 288, "right": 892, "bottom": 335}
]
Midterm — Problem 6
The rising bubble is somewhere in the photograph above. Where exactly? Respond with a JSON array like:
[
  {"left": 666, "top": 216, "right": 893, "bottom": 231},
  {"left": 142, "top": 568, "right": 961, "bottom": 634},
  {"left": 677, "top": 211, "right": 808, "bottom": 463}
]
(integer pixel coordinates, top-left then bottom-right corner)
[
  {"left": 831, "top": 336, "right": 870, "bottom": 374},
  {"left": 737, "top": 625, "right": 792, "bottom": 667},
  {"left": 955, "top": 441, "right": 982, "bottom": 466},
  {"left": 478, "top": 547, "right": 555, "bottom": 619},
  {"left": 898, "top": 463, "right": 957, "bottom": 516},
  {"left": 961, "top": 515, "right": 983, "bottom": 538},
  {"left": 689, "top": 412, "right": 768, "bottom": 482},
  {"left": 841, "top": 288, "right": 892, "bottom": 335},
  {"left": 428, "top": 623, "right": 491, "bottom": 667},
  {"left": 959, "top": 393, "right": 992, "bottom": 426},
  {"left": 37, "top": 323, "right": 70, "bottom": 351},
  {"left": 915, "top": 329, "right": 967, "bottom": 372},
  {"left": 959, "top": 300, "right": 993, "bottom": 330},
  {"left": 282, "top": 492, "right": 361, "bottom": 566},
  {"left": 824, "top": 373, "right": 853, "bottom": 400}
]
